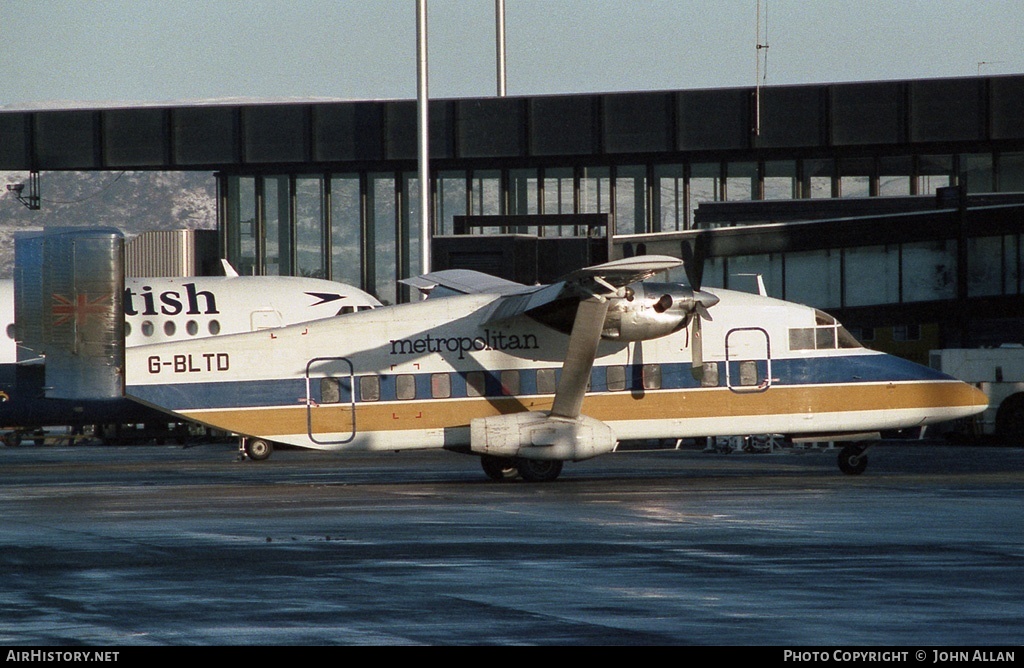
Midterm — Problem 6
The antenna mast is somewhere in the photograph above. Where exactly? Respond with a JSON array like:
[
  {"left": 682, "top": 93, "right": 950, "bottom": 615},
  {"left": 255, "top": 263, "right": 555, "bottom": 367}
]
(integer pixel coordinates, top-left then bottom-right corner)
[{"left": 754, "top": 0, "right": 769, "bottom": 136}]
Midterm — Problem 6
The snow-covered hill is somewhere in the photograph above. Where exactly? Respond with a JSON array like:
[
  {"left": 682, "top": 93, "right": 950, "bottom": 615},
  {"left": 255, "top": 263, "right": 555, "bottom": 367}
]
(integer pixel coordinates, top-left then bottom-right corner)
[{"left": 0, "top": 171, "right": 217, "bottom": 277}]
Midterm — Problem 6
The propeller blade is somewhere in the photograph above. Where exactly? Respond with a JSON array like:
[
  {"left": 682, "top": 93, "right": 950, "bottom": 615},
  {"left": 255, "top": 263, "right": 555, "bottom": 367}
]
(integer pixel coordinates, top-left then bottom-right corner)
[
  {"left": 680, "top": 236, "right": 707, "bottom": 291},
  {"left": 690, "top": 315, "right": 704, "bottom": 381}
]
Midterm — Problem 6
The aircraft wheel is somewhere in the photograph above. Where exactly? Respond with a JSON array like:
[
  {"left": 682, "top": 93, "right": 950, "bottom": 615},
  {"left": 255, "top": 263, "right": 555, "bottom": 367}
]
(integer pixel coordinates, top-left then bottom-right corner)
[
  {"left": 837, "top": 444, "right": 868, "bottom": 475},
  {"left": 2, "top": 431, "right": 21, "bottom": 447},
  {"left": 516, "top": 458, "right": 563, "bottom": 483},
  {"left": 480, "top": 455, "right": 518, "bottom": 481},
  {"left": 244, "top": 438, "right": 274, "bottom": 461}
]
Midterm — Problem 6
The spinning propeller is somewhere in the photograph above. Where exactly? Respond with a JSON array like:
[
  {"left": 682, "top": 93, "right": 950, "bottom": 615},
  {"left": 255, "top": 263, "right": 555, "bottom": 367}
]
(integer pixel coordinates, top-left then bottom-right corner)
[{"left": 680, "top": 237, "right": 716, "bottom": 381}]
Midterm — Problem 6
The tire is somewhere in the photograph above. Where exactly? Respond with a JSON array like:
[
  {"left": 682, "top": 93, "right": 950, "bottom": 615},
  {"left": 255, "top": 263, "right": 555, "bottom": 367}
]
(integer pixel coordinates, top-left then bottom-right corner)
[
  {"left": 2, "top": 431, "right": 21, "bottom": 447},
  {"left": 516, "top": 458, "right": 563, "bottom": 483},
  {"left": 995, "top": 393, "right": 1024, "bottom": 445},
  {"left": 837, "top": 445, "right": 868, "bottom": 475},
  {"left": 244, "top": 438, "right": 273, "bottom": 461},
  {"left": 480, "top": 455, "right": 518, "bottom": 481}
]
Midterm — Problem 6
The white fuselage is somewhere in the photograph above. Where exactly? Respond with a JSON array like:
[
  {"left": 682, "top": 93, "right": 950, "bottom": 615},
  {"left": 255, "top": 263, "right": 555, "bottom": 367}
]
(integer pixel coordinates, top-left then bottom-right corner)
[{"left": 124, "top": 287, "right": 988, "bottom": 451}]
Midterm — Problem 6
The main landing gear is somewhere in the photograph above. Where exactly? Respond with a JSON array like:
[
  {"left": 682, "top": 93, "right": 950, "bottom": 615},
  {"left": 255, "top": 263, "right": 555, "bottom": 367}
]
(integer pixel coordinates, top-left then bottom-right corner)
[
  {"left": 480, "top": 455, "right": 564, "bottom": 482},
  {"left": 837, "top": 442, "right": 870, "bottom": 475},
  {"left": 240, "top": 437, "right": 274, "bottom": 461}
]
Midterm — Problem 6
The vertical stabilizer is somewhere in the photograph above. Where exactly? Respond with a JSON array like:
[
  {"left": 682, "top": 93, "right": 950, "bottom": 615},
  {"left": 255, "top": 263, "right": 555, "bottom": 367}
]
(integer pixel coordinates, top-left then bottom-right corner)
[{"left": 14, "top": 228, "right": 125, "bottom": 399}]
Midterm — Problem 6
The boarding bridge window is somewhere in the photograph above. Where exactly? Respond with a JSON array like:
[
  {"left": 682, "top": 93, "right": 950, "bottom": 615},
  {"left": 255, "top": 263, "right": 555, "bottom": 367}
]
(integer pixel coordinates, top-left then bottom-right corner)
[
  {"left": 606, "top": 365, "right": 626, "bottom": 392},
  {"left": 466, "top": 371, "right": 486, "bottom": 397},
  {"left": 500, "top": 370, "right": 520, "bottom": 396},
  {"left": 431, "top": 373, "right": 451, "bottom": 399},
  {"left": 359, "top": 376, "right": 380, "bottom": 402},
  {"left": 536, "top": 368, "right": 557, "bottom": 394},
  {"left": 701, "top": 362, "right": 720, "bottom": 388},
  {"left": 642, "top": 364, "right": 662, "bottom": 390},
  {"left": 396, "top": 374, "right": 416, "bottom": 400}
]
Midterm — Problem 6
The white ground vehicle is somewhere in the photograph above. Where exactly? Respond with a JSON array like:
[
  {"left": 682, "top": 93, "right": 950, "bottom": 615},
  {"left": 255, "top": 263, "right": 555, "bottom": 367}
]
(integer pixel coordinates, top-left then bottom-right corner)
[{"left": 930, "top": 347, "right": 1024, "bottom": 443}]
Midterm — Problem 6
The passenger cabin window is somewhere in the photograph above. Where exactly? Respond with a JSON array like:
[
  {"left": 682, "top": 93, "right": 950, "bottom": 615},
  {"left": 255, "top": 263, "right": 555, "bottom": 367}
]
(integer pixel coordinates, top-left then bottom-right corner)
[
  {"left": 536, "top": 368, "right": 557, "bottom": 394},
  {"left": 739, "top": 360, "right": 759, "bottom": 386},
  {"left": 701, "top": 361, "right": 720, "bottom": 387},
  {"left": 396, "top": 374, "right": 416, "bottom": 400},
  {"left": 208, "top": 320, "right": 221, "bottom": 335},
  {"left": 500, "top": 370, "right": 520, "bottom": 396},
  {"left": 431, "top": 373, "right": 451, "bottom": 399},
  {"left": 606, "top": 365, "right": 626, "bottom": 392},
  {"left": 359, "top": 375, "right": 380, "bottom": 402},
  {"left": 141, "top": 320, "right": 154, "bottom": 337},
  {"left": 321, "top": 378, "right": 344, "bottom": 404},
  {"left": 466, "top": 371, "right": 486, "bottom": 397},
  {"left": 164, "top": 321, "right": 176, "bottom": 337},
  {"left": 186, "top": 320, "right": 198, "bottom": 336},
  {"left": 642, "top": 364, "right": 661, "bottom": 390}
]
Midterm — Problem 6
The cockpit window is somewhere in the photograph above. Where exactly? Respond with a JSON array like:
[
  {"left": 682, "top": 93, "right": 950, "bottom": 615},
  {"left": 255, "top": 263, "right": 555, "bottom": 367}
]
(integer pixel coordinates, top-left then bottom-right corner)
[{"left": 790, "top": 310, "right": 862, "bottom": 351}]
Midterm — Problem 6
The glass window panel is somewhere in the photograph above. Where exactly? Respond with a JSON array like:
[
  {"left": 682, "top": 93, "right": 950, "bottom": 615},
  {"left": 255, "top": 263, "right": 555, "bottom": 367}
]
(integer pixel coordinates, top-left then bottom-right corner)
[
  {"left": 438, "top": 171, "right": 467, "bottom": 236},
  {"left": 727, "top": 254, "right": 782, "bottom": 297},
  {"left": 844, "top": 245, "right": 899, "bottom": 307},
  {"left": 500, "top": 370, "right": 520, "bottom": 396},
  {"left": 580, "top": 166, "right": 610, "bottom": 217},
  {"left": 689, "top": 162, "right": 721, "bottom": 227},
  {"left": 785, "top": 249, "right": 841, "bottom": 308},
  {"left": 466, "top": 371, "right": 486, "bottom": 397},
  {"left": 396, "top": 374, "right": 416, "bottom": 400},
  {"left": 815, "top": 327, "right": 837, "bottom": 350},
  {"left": 542, "top": 167, "right": 575, "bottom": 236},
  {"left": 802, "top": 159, "right": 834, "bottom": 198},
  {"left": 998, "top": 152, "right": 1024, "bottom": 192},
  {"left": 321, "top": 378, "right": 341, "bottom": 404},
  {"left": 330, "top": 175, "right": 362, "bottom": 289},
  {"left": 839, "top": 158, "right": 873, "bottom": 198},
  {"left": 902, "top": 240, "right": 957, "bottom": 303},
  {"left": 227, "top": 176, "right": 258, "bottom": 276},
  {"left": 725, "top": 162, "right": 756, "bottom": 201},
  {"left": 967, "top": 236, "right": 1003, "bottom": 297},
  {"left": 1008, "top": 235, "right": 1021, "bottom": 294},
  {"left": 606, "top": 365, "right": 626, "bottom": 392},
  {"left": 701, "top": 361, "right": 719, "bottom": 387},
  {"left": 402, "top": 172, "right": 422, "bottom": 282},
  {"left": 642, "top": 364, "right": 661, "bottom": 390},
  {"left": 879, "top": 156, "right": 913, "bottom": 196},
  {"left": 359, "top": 375, "right": 380, "bottom": 402},
  {"left": 431, "top": 373, "right": 451, "bottom": 399},
  {"left": 653, "top": 164, "right": 685, "bottom": 232},
  {"left": 763, "top": 160, "right": 796, "bottom": 200},
  {"left": 508, "top": 168, "right": 539, "bottom": 216},
  {"left": 295, "top": 177, "right": 324, "bottom": 278},
  {"left": 614, "top": 165, "right": 647, "bottom": 235},
  {"left": 917, "top": 155, "right": 953, "bottom": 195},
  {"left": 789, "top": 328, "right": 816, "bottom": 351},
  {"left": 263, "top": 176, "right": 290, "bottom": 276},
  {"left": 369, "top": 173, "right": 396, "bottom": 304},
  {"left": 536, "top": 368, "right": 557, "bottom": 394},
  {"left": 960, "top": 153, "right": 993, "bottom": 193}
]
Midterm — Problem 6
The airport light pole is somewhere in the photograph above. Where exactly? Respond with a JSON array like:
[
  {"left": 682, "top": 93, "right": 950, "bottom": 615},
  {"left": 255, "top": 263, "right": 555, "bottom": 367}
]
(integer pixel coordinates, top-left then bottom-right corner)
[{"left": 417, "top": 0, "right": 431, "bottom": 276}]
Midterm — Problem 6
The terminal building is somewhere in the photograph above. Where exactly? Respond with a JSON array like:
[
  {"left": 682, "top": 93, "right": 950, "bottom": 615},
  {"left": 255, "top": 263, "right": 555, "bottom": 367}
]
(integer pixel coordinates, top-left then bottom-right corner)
[{"left": 2, "top": 74, "right": 1024, "bottom": 362}]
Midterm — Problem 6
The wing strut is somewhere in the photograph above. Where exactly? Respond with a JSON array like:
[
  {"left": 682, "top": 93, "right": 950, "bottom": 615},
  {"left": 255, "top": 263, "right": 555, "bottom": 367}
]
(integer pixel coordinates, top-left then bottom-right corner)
[{"left": 549, "top": 297, "right": 610, "bottom": 420}]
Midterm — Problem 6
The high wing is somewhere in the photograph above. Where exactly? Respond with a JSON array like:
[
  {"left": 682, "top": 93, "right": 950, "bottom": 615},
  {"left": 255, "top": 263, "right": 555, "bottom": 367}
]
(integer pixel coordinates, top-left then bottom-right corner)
[{"left": 407, "top": 256, "right": 684, "bottom": 423}]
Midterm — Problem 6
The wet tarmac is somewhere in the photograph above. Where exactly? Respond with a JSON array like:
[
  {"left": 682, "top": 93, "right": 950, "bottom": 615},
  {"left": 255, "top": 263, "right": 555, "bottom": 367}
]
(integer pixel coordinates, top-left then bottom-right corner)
[{"left": 0, "top": 441, "right": 1022, "bottom": 646}]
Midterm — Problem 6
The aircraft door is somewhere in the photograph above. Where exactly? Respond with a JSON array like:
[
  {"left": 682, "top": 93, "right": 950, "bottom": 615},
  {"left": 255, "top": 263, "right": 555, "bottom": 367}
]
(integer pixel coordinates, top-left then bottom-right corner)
[
  {"left": 251, "top": 309, "right": 283, "bottom": 330},
  {"left": 725, "top": 327, "right": 772, "bottom": 392},
  {"left": 304, "top": 357, "right": 356, "bottom": 444}
]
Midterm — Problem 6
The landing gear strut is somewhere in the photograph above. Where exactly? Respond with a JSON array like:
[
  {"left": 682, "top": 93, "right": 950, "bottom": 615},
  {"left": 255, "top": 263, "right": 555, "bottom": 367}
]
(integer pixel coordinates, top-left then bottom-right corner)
[
  {"left": 240, "top": 437, "right": 273, "bottom": 461},
  {"left": 837, "top": 443, "right": 870, "bottom": 475}
]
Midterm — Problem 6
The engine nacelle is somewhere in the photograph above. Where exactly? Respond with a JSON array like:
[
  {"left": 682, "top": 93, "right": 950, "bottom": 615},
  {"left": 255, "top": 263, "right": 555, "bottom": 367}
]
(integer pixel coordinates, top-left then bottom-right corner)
[
  {"left": 601, "top": 282, "right": 703, "bottom": 342},
  {"left": 470, "top": 411, "right": 617, "bottom": 461}
]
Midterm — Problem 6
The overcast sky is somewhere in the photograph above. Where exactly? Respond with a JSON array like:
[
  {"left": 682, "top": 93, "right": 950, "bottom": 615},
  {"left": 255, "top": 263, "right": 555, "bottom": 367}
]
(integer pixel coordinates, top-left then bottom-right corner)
[{"left": 1, "top": 0, "right": 1022, "bottom": 107}]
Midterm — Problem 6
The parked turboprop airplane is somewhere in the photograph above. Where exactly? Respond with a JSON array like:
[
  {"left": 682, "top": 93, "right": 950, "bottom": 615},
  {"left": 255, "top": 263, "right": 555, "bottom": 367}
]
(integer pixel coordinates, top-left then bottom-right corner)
[
  {"left": 119, "top": 253, "right": 988, "bottom": 480},
  {"left": 0, "top": 272, "right": 380, "bottom": 446}
]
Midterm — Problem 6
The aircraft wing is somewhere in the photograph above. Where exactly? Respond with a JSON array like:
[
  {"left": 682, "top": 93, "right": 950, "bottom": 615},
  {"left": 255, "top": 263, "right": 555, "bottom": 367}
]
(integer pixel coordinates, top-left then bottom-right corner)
[{"left": 400, "top": 269, "right": 530, "bottom": 298}]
